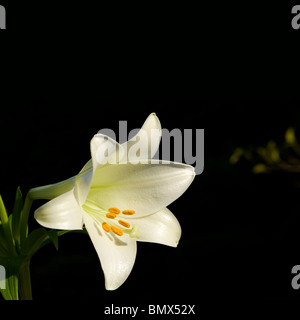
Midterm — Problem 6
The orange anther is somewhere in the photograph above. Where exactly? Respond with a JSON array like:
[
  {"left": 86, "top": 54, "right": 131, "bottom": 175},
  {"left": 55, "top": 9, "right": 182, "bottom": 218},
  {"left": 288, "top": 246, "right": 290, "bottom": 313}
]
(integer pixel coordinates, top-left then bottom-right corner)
[
  {"left": 111, "top": 226, "right": 123, "bottom": 236},
  {"left": 122, "top": 210, "right": 135, "bottom": 215},
  {"left": 106, "top": 213, "right": 116, "bottom": 219},
  {"left": 118, "top": 220, "right": 130, "bottom": 228},
  {"left": 102, "top": 222, "right": 111, "bottom": 233},
  {"left": 108, "top": 207, "right": 121, "bottom": 214}
]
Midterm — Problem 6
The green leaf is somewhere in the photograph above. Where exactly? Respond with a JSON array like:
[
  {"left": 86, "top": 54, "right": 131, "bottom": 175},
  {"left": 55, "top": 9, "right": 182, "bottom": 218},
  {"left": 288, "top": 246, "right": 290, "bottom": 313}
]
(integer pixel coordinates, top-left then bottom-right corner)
[
  {"left": 0, "top": 195, "right": 8, "bottom": 225},
  {"left": 0, "top": 225, "right": 9, "bottom": 256},
  {"left": 19, "top": 194, "right": 33, "bottom": 247},
  {"left": 47, "top": 230, "right": 58, "bottom": 250},
  {"left": 12, "top": 187, "right": 23, "bottom": 249},
  {"left": 21, "top": 228, "right": 48, "bottom": 257},
  {"left": 0, "top": 196, "right": 16, "bottom": 255},
  {"left": 8, "top": 214, "right": 13, "bottom": 229}
]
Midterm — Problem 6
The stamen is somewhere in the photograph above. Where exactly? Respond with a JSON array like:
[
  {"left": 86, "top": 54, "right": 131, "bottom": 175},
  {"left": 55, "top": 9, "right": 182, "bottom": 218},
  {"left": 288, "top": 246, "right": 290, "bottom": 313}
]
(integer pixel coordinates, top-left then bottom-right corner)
[
  {"left": 102, "top": 222, "right": 111, "bottom": 233},
  {"left": 122, "top": 210, "right": 135, "bottom": 215},
  {"left": 106, "top": 213, "right": 116, "bottom": 219},
  {"left": 111, "top": 226, "right": 123, "bottom": 236},
  {"left": 118, "top": 220, "right": 130, "bottom": 228},
  {"left": 108, "top": 207, "right": 121, "bottom": 214}
]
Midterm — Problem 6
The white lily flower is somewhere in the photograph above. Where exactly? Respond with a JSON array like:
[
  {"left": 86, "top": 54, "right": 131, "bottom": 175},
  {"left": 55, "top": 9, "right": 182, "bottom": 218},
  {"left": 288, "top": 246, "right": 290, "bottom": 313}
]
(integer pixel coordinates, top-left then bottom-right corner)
[{"left": 34, "top": 113, "right": 195, "bottom": 290}]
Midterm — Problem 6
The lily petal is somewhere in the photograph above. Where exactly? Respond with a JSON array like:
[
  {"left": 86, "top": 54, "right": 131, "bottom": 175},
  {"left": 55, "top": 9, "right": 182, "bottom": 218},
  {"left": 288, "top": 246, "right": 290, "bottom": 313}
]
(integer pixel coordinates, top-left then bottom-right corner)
[
  {"left": 90, "top": 134, "right": 124, "bottom": 171},
  {"left": 83, "top": 212, "right": 137, "bottom": 290},
  {"left": 79, "top": 159, "right": 92, "bottom": 173},
  {"left": 74, "top": 168, "right": 93, "bottom": 206},
  {"left": 90, "top": 113, "right": 161, "bottom": 170},
  {"left": 128, "top": 207, "right": 182, "bottom": 247},
  {"left": 124, "top": 112, "right": 162, "bottom": 161},
  {"left": 86, "top": 161, "right": 195, "bottom": 218},
  {"left": 34, "top": 190, "right": 83, "bottom": 230}
]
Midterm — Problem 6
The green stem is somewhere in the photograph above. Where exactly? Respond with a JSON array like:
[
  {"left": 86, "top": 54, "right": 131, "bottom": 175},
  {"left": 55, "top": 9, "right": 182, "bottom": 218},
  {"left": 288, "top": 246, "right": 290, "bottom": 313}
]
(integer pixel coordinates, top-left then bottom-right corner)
[{"left": 18, "top": 259, "right": 32, "bottom": 300}]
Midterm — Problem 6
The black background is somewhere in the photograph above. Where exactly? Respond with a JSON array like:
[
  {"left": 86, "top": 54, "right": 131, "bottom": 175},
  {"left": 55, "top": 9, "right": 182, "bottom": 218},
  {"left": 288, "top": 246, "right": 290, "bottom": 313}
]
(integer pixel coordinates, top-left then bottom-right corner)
[{"left": 1, "top": 0, "right": 300, "bottom": 315}]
